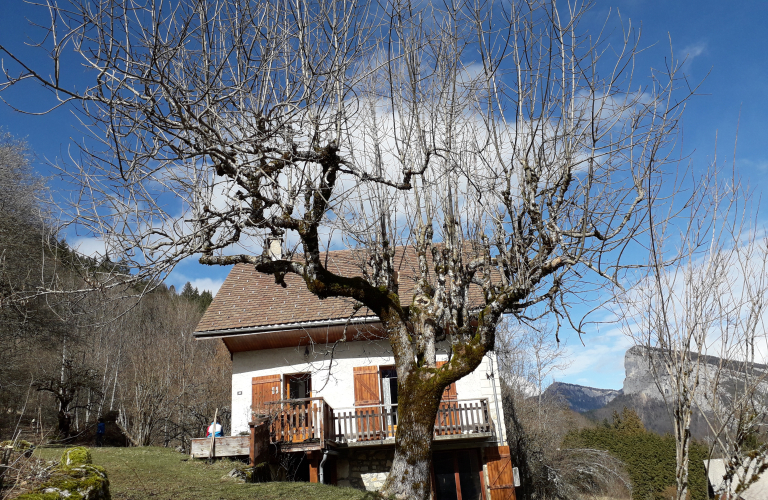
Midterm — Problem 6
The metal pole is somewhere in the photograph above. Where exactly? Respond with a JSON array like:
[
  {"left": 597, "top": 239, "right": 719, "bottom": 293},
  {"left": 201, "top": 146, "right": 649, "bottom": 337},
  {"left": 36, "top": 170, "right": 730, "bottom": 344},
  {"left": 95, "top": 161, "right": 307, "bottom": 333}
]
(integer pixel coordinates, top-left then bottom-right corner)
[{"left": 487, "top": 354, "right": 504, "bottom": 445}]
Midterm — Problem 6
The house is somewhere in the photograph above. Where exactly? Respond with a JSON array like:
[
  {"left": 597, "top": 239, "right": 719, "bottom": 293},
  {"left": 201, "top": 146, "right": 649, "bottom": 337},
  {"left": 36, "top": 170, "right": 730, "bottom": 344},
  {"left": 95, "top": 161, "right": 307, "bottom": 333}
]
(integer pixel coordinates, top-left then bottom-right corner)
[
  {"left": 193, "top": 248, "right": 517, "bottom": 500},
  {"left": 705, "top": 458, "right": 768, "bottom": 500}
]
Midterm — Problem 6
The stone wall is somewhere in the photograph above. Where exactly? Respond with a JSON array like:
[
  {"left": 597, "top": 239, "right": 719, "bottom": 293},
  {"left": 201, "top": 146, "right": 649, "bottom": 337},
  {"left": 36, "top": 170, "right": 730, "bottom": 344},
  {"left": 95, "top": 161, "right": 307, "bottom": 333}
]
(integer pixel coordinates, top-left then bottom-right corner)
[{"left": 336, "top": 448, "right": 394, "bottom": 491}]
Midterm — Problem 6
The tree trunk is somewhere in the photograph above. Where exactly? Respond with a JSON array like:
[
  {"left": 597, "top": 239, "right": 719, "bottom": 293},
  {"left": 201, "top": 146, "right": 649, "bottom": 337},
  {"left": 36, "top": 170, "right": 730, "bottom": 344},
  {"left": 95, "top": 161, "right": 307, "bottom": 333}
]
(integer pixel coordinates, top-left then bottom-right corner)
[
  {"left": 381, "top": 372, "right": 443, "bottom": 500},
  {"left": 674, "top": 399, "right": 691, "bottom": 500}
]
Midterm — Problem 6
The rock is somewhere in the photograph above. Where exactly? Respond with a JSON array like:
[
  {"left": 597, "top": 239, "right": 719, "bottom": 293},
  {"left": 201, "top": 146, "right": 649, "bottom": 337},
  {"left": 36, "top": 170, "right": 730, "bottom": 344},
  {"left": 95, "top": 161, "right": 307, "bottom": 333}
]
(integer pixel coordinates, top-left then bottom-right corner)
[
  {"left": 361, "top": 472, "right": 389, "bottom": 491},
  {"left": 227, "top": 468, "right": 246, "bottom": 481},
  {"left": 61, "top": 447, "right": 92, "bottom": 466},
  {"left": 17, "top": 464, "right": 110, "bottom": 500}
]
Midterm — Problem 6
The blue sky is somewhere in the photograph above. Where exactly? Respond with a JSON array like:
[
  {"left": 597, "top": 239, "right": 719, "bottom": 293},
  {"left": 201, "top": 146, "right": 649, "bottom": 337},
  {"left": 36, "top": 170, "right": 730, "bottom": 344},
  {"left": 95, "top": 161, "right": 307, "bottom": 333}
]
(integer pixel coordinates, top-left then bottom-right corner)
[{"left": 1, "top": 0, "right": 766, "bottom": 390}]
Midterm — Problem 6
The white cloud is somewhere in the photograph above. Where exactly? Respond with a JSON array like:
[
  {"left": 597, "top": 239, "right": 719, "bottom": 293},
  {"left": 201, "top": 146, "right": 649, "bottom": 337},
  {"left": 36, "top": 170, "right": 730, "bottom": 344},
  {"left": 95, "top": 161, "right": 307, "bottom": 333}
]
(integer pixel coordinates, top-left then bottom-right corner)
[
  {"left": 738, "top": 158, "right": 768, "bottom": 172},
  {"left": 71, "top": 236, "right": 109, "bottom": 258},
  {"left": 679, "top": 41, "right": 707, "bottom": 70},
  {"left": 189, "top": 277, "right": 224, "bottom": 295}
]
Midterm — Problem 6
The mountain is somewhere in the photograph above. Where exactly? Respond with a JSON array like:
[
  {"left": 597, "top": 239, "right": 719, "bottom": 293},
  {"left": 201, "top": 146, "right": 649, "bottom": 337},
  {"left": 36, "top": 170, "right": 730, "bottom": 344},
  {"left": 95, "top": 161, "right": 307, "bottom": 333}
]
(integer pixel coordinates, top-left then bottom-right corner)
[
  {"left": 548, "top": 346, "right": 768, "bottom": 438},
  {"left": 543, "top": 382, "right": 622, "bottom": 413}
]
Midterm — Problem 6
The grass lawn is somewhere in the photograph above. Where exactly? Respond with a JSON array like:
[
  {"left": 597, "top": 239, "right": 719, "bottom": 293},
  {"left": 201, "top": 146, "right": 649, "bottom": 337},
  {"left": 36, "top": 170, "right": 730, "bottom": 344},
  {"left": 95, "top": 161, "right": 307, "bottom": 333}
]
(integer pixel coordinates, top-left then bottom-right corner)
[{"left": 35, "top": 446, "right": 375, "bottom": 500}]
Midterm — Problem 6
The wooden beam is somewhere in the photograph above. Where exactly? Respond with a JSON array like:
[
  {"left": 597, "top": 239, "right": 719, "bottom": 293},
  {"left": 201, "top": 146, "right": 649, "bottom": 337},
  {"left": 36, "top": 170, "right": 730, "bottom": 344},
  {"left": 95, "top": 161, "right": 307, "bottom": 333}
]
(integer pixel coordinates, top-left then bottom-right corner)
[
  {"left": 309, "top": 451, "right": 321, "bottom": 483},
  {"left": 190, "top": 436, "right": 250, "bottom": 458}
]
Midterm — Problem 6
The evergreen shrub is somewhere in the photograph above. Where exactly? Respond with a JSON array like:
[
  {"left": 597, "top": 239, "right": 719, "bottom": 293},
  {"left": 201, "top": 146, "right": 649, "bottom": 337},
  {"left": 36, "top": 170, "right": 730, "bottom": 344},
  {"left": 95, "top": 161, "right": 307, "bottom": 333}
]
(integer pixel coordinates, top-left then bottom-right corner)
[{"left": 563, "top": 408, "right": 709, "bottom": 500}]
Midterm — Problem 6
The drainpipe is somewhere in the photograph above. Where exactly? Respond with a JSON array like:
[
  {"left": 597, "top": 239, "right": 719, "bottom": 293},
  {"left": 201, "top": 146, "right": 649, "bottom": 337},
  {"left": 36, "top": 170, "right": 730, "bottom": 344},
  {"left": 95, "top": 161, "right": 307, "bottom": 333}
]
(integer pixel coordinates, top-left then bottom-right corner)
[
  {"left": 486, "top": 354, "right": 505, "bottom": 446},
  {"left": 319, "top": 449, "right": 339, "bottom": 484}
]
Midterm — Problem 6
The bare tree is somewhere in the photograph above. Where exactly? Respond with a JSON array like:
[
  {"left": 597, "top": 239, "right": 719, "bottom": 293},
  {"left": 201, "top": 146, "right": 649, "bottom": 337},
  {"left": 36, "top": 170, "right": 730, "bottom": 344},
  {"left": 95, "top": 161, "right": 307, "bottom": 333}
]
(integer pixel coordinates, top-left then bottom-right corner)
[
  {"left": 498, "top": 321, "right": 629, "bottom": 500},
  {"left": 617, "top": 170, "right": 768, "bottom": 500},
  {"left": 1, "top": 0, "right": 691, "bottom": 496}
]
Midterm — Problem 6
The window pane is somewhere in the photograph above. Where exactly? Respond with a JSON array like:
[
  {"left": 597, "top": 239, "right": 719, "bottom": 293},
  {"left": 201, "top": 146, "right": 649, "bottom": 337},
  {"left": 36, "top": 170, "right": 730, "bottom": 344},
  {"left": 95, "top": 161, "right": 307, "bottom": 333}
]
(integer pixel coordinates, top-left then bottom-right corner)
[
  {"left": 458, "top": 451, "right": 482, "bottom": 500},
  {"left": 433, "top": 452, "right": 458, "bottom": 500}
]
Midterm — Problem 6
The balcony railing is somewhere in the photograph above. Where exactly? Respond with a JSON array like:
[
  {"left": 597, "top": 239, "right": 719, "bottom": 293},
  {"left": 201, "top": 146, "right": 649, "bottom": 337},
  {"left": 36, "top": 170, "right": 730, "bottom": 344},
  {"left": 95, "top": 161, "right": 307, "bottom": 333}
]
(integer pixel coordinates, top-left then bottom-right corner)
[
  {"left": 255, "top": 397, "right": 494, "bottom": 448},
  {"left": 261, "top": 397, "right": 335, "bottom": 449},
  {"left": 332, "top": 399, "right": 494, "bottom": 443}
]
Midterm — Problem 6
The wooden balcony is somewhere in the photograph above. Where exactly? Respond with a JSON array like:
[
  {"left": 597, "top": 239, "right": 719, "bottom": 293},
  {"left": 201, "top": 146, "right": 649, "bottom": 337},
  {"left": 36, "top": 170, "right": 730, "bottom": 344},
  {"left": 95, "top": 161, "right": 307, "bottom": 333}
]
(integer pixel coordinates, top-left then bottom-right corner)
[
  {"left": 261, "top": 397, "right": 336, "bottom": 452},
  {"left": 332, "top": 399, "right": 495, "bottom": 445},
  {"left": 254, "top": 397, "right": 494, "bottom": 453}
]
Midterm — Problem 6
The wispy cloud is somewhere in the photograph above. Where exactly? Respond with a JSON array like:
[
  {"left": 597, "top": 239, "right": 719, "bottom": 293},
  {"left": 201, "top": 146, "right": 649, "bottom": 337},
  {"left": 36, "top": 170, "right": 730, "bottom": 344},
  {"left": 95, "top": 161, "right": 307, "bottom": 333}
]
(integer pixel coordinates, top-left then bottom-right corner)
[
  {"left": 679, "top": 41, "right": 707, "bottom": 70},
  {"left": 168, "top": 264, "right": 225, "bottom": 295},
  {"left": 189, "top": 277, "right": 224, "bottom": 295},
  {"left": 737, "top": 158, "right": 768, "bottom": 172}
]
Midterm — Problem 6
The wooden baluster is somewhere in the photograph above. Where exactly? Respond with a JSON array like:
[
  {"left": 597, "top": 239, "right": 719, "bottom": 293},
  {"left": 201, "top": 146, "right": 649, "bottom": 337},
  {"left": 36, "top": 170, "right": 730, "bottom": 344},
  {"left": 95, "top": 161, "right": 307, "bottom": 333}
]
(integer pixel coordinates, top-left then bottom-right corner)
[
  {"left": 347, "top": 411, "right": 352, "bottom": 442},
  {"left": 313, "top": 404, "right": 319, "bottom": 441},
  {"left": 450, "top": 403, "right": 456, "bottom": 434},
  {"left": 355, "top": 411, "right": 360, "bottom": 441},
  {"left": 454, "top": 403, "right": 459, "bottom": 434},
  {"left": 435, "top": 406, "right": 442, "bottom": 437}
]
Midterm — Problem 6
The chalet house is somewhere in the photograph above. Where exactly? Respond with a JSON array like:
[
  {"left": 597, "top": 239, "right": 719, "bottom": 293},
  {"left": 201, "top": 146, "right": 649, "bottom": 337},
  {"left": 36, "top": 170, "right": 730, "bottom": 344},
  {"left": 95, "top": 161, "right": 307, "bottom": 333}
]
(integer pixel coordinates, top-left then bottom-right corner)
[{"left": 193, "top": 248, "right": 517, "bottom": 500}]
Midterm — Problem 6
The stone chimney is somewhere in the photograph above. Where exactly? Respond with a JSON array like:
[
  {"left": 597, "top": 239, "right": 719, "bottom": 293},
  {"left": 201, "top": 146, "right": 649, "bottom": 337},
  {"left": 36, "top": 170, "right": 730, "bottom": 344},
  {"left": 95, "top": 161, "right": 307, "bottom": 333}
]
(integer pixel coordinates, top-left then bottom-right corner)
[{"left": 267, "top": 237, "right": 283, "bottom": 261}]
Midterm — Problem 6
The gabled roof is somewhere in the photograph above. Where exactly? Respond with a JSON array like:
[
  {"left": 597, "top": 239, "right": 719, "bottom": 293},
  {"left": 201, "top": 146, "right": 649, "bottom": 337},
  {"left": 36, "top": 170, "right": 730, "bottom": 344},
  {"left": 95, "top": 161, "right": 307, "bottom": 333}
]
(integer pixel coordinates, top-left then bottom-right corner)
[
  {"left": 195, "top": 248, "right": 412, "bottom": 335},
  {"left": 194, "top": 246, "right": 490, "bottom": 338}
]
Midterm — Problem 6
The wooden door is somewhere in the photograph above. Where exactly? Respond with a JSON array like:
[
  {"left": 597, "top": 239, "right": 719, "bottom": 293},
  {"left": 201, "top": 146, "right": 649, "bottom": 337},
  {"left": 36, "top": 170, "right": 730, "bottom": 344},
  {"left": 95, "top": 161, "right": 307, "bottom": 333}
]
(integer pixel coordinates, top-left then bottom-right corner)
[
  {"left": 436, "top": 361, "right": 460, "bottom": 435},
  {"left": 485, "top": 446, "right": 516, "bottom": 500},
  {"left": 252, "top": 374, "right": 281, "bottom": 417},
  {"left": 353, "top": 366, "right": 381, "bottom": 440}
]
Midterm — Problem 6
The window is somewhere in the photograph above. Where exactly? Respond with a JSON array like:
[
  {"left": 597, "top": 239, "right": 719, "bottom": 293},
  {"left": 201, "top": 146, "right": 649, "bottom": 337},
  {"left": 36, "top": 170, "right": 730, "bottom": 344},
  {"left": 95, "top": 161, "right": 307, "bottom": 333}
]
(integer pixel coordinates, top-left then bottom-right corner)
[
  {"left": 380, "top": 367, "right": 398, "bottom": 425},
  {"left": 433, "top": 450, "right": 483, "bottom": 500},
  {"left": 285, "top": 373, "right": 311, "bottom": 400}
]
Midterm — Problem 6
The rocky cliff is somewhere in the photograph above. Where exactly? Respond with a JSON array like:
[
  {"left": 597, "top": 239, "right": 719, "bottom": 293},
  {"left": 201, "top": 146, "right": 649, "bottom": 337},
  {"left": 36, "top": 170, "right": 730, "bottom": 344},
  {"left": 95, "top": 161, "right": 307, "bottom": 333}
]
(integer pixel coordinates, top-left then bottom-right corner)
[{"left": 555, "top": 346, "right": 768, "bottom": 437}]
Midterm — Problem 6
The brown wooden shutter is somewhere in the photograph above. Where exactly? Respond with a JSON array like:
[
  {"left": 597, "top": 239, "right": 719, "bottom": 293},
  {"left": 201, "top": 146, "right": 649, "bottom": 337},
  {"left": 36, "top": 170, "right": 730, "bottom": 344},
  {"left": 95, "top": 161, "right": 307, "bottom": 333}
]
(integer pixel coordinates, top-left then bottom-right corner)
[
  {"left": 435, "top": 361, "right": 460, "bottom": 435},
  {"left": 485, "top": 446, "right": 516, "bottom": 500},
  {"left": 436, "top": 361, "right": 458, "bottom": 400},
  {"left": 353, "top": 366, "right": 381, "bottom": 405},
  {"left": 252, "top": 374, "right": 281, "bottom": 416},
  {"left": 353, "top": 366, "right": 381, "bottom": 439}
]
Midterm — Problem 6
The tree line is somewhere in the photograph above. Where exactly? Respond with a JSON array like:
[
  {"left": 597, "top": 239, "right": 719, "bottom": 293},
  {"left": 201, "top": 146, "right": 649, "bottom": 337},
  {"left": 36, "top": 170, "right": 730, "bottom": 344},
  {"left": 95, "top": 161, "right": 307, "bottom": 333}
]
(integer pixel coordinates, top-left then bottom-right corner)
[{"left": 0, "top": 132, "right": 230, "bottom": 449}]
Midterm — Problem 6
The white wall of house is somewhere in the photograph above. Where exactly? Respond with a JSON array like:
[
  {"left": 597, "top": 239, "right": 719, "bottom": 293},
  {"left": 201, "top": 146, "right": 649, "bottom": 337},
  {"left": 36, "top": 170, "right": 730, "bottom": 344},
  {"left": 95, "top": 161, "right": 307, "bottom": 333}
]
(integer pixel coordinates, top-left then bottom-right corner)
[{"left": 230, "top": 339, "right": 507, "bottom": 442}]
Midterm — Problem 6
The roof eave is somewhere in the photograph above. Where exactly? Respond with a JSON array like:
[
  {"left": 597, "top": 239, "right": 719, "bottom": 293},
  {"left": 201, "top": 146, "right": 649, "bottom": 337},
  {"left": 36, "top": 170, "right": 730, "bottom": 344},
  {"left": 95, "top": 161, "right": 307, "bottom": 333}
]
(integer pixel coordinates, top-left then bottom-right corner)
[{"left": 193, "top": 315, "right": 381, "bottom": 340}]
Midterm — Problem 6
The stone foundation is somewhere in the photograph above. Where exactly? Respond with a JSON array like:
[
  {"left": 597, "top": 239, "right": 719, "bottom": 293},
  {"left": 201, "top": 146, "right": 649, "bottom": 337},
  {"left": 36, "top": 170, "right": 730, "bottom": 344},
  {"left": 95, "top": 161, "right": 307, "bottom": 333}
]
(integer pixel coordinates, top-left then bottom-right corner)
[{"left": 336, "top": 448, "right": 394, "bottom": 491}]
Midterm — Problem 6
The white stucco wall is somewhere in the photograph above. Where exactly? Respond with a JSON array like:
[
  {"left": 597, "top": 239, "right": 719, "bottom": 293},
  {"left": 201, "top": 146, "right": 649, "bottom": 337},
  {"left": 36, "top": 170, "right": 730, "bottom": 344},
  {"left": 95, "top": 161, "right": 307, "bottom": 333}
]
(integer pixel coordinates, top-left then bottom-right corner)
[{"left": 231, "top": 339, "right": 507, "bottom": 443}]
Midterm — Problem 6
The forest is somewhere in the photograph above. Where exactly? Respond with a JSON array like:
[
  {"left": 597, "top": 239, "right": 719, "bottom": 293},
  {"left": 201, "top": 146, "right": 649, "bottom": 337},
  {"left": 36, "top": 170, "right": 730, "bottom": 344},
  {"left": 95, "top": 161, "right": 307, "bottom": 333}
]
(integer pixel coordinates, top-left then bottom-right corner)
[{"left": 0, "top": 131, "right": 230, "bottom": 450}]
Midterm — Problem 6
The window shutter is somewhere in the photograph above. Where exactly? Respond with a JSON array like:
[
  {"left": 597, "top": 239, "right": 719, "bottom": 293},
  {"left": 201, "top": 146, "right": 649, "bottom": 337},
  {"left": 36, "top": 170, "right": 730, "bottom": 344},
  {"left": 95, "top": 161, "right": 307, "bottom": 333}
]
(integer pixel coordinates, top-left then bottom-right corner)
[
  {"left": 353, "top": 366, "right": 381, "bottom": 439},
  {"left": 435, "top": 361, "right": 461, "bottom": 435},
  {"left": 436, "top": 361, "right": 458, "bottom": 400},
  {"left": 252, "top": 374, "right": 281, "bottom": 416},
  {"left": 353, "top": 366, "right": 381, "bottom": 405},
  {"left": 485, "top": 446, "right": 516, "bottom": 500}
]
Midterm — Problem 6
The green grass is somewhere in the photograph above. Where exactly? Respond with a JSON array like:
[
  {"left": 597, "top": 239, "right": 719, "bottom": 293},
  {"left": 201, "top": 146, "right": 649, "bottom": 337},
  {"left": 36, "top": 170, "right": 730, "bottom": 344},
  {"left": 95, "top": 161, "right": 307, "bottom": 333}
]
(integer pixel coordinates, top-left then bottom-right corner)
[{"left": 35, "top": 446, "right": 376, "bottom": 500}]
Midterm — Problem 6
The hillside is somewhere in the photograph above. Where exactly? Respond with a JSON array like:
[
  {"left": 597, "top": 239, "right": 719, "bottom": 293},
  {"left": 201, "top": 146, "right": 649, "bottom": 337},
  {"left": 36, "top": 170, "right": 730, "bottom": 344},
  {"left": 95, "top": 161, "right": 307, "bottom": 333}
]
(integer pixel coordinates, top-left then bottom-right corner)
[
  {"left": 583, "top": 393, "right": 714, "bottom": 437},
  {"left": 542, "top": 382, "right": 622, "bottom": 412},
  {"left": 34, "top": 447, "right": 375, "bottom": 500}
]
